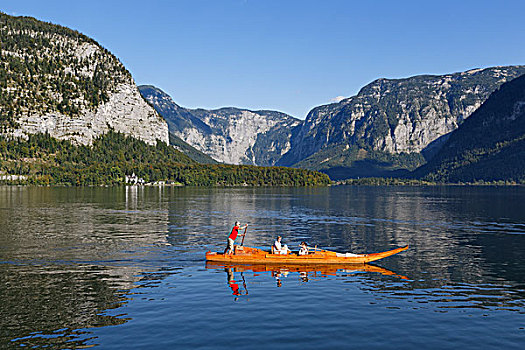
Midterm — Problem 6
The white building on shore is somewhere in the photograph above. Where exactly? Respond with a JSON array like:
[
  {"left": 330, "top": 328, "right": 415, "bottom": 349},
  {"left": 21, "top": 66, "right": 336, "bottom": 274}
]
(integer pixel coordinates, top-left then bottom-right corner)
[{"left": 125, "top": 173, "right": 145, "bottom": 185}]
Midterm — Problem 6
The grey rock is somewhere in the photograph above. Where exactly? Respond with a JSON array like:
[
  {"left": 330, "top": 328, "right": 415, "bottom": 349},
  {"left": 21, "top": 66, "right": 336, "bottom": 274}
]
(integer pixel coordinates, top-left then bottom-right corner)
[
  {"left": 140, "top": 86, "right": 300, "bottom": 165},
  {"left": 11, "top": 82, "right": 168, "bottom": 145}
]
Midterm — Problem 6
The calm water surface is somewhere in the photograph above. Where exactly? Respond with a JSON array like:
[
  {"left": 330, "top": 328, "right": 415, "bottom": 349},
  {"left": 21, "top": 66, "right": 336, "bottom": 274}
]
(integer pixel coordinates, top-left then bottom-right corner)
[{"left": 1, "top": 186, "right": 524, "bottom": 349}]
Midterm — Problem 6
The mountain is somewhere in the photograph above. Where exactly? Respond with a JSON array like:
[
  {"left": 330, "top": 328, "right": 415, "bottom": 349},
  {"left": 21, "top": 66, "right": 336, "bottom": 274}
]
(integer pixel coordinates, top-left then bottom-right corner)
[
  {"left": 277, "top": 66, "right": 525, "bottom": 179},
  {"left": 140, "top": 67, "right": 525, "bottom": 179},
  {"left": 0, "top": 13, "right": 331, "bottom": 187},
  {"left": 414, "top": 74, "right": 525, "bottom": 183},
  {"left": 0, "top": 12, "right": 168, "bottom": 145},
  {"left": 139, "top": 85, "right": 301, "bottom": 166},
  {"left": 168, "top": 133, "right": 218, "bottom": 164}
]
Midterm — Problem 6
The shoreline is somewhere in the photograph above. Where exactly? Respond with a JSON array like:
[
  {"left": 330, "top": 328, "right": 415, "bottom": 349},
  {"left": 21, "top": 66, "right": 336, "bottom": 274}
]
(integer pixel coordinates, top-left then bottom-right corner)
[
  {"left": 1, "top": 181, "right": 524, "bottom": 188},
  {"left": 333, "top": 178, "right": 525, "bottom": 186}
]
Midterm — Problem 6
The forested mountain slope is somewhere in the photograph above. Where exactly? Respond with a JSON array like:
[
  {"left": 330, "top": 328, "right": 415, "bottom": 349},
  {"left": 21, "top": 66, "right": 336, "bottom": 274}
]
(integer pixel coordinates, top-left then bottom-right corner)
[{"left": 0, "top": 131, "right": 330, "bottom": 186}]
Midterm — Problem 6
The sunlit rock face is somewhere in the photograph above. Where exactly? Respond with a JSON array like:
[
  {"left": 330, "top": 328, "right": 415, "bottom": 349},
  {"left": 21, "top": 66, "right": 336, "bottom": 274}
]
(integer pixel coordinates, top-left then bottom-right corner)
[
  {"left": 1, "top": 13, "right": 168, "bottom": 145},
  {"left": 11, "top": 83, "right": 169, "bottom": 145},
  {"left": 140, "top": 85, "right": 300, "bottom": 166}
]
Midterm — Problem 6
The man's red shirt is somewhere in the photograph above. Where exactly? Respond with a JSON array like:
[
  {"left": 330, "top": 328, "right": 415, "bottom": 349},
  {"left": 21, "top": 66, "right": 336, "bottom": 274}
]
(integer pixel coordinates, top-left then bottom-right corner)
[{"left": 228, "top": 225, "right": 240, "bottom": 240}]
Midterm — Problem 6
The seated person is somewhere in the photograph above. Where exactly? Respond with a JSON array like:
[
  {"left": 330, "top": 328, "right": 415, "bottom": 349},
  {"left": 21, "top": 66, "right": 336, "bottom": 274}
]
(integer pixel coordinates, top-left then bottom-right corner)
[
  {"left": 272, "top": 236, "right": 291, "bottom": 255},
  {"left": 298, "top": 241, "right": 309, "bottom": 256}
]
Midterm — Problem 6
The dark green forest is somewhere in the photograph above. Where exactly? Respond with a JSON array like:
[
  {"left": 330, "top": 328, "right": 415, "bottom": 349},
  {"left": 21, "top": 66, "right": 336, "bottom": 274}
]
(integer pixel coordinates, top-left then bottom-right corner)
[{"left": 0, "top": 131, "right": 331, "bottom": 186}]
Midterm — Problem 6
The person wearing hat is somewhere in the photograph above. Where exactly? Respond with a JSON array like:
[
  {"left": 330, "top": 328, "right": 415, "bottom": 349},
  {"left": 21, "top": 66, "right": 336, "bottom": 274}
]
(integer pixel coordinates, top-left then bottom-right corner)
[{"left": 224, "top": 221, "right": 248, "bottom": 255}]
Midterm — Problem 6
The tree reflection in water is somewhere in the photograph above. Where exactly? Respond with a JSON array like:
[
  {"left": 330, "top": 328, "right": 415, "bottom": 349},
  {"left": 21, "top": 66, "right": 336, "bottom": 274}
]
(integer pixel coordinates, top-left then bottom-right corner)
[{"left": 0, "top": 264, "right": 130, "bottom": 348}]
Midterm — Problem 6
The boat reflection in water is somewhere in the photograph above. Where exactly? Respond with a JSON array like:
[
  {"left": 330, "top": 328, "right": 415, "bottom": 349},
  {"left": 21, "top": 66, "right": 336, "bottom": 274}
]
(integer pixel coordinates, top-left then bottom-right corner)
[{"left": 207, "top": 262, "right": 408, "bottom": 296}]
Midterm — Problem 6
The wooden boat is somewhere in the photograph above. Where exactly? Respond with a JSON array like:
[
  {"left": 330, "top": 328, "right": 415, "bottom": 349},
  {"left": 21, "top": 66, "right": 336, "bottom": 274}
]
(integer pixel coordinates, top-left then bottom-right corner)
[{"left": 205, "top": 244, "right": 408, "bottom": 265}]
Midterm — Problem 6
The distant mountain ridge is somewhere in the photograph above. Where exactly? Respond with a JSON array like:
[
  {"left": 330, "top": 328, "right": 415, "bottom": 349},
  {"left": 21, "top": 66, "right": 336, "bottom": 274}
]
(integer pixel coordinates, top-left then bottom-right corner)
[
  {"left": 142, "top": 67, "right": 525, "bottom": 179},
  {"left": 415, "top": 74, "right": 525, "bottom": 182},
  {"left": 0, "top": 12, "right": 168, "bottom": 145},
  {"left": 139, "top": 85, "right": 300, "bottom": 166},
  {"left": 277, "top": 66, "right": 525, "bottom": 179}
]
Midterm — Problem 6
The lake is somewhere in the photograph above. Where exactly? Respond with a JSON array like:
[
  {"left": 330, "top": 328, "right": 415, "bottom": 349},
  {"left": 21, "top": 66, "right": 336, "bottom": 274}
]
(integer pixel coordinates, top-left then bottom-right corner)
[{"left": 1, "top": 186, "right": 524, "bottom": 349}]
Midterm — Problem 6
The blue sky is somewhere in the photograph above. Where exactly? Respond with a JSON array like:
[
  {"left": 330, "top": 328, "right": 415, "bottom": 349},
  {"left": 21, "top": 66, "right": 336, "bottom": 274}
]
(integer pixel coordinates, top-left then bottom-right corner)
[{"left": 3, "top": 0, "right": 525, "bottom": 119}]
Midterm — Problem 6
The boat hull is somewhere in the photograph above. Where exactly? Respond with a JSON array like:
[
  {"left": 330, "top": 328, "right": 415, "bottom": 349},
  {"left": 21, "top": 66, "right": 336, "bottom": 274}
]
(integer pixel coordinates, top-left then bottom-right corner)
[{"left": 205, "top": 245, "right": 408, "bottom": 265}]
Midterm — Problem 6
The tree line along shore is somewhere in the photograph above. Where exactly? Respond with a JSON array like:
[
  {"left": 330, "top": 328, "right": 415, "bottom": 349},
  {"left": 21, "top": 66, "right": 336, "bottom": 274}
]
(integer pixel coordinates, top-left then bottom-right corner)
[
  {"left": 0, "top": 131, "right": 331, "bottom": 187},
  {"left": 335, "top": 177, "right": 525, "bottom": 186},
  {"left": 2, "top": 132, "right": 522, "bottom": 187}
]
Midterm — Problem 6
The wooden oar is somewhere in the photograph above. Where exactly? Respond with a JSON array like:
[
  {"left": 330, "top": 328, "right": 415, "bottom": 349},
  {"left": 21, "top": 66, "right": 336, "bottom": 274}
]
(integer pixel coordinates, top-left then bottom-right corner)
[{"left": 240, "top": 225, "right": 248, "bottom": 246}]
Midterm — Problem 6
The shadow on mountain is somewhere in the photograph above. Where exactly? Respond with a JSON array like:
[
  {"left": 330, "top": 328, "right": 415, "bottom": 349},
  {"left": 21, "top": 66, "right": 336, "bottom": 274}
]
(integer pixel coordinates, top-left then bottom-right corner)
[
  {"left": 322, "top": 160, "right": 411, "bottom": 180},
  {"left": 421, "top": 132, "right": 452, "bottom": 161}
]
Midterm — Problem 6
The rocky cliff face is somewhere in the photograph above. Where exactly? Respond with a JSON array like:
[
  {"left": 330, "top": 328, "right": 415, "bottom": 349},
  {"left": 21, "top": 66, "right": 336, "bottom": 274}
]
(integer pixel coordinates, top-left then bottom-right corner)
[
  {"left": 278, "top": 66, "right": 525, "bottom": 178},
  {"left": 0, "top": 13, "right": 168, "bottom": 145},
  {"left": 140, "top": 85, "right": 300, "bottom": 166},
  {"left": 416, "top": 74, "right": 525, "bottom": 182}
]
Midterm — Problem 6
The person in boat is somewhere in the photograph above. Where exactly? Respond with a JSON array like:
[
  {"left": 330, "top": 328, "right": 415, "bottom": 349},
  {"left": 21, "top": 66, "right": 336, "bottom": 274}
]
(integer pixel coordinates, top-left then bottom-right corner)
[
  {"left": 272, "top": 236, "right": 291, "bottom": 255},
  {"left": 298, "top": 241, "right": 309, "bottom": 256},
  {"left": 224, "top": 221, "right": 248, "bottom": 255}
]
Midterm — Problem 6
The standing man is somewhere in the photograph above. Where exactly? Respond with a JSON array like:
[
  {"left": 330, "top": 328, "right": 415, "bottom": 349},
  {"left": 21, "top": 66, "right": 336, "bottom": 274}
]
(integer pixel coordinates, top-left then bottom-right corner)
[{"left": 224, "top": 221, "right": 248, "bottom": 255}]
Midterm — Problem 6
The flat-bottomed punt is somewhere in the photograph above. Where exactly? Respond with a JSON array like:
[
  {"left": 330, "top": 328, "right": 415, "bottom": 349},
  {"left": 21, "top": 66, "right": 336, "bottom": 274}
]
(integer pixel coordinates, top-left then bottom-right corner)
[{"left": 206, "top": 245, "right": 408, "bottom": 265}]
